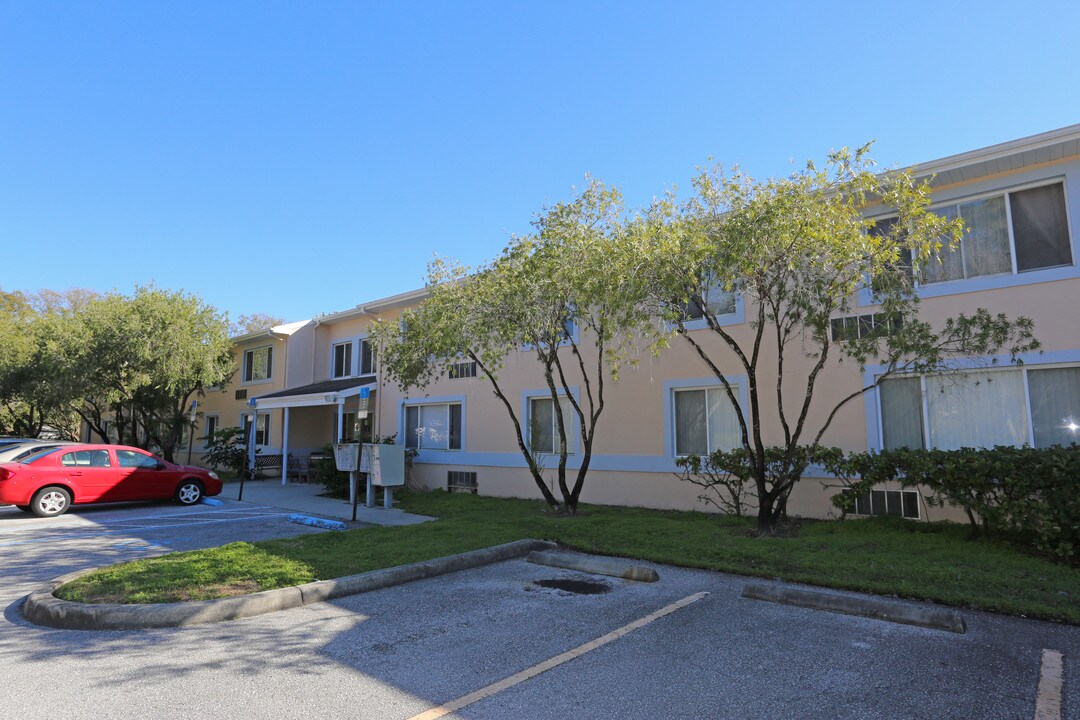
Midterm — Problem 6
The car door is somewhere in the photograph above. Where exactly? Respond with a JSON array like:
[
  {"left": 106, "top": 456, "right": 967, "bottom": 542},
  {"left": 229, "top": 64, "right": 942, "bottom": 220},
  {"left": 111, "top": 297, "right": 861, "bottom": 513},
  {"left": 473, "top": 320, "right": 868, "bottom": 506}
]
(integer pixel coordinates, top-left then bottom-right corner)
[
  {"left": 114, "top": 449, "right": 177, "bottom": 500},
  {"left": 58, "top": 449, "right": 118, "bottom": 502}
]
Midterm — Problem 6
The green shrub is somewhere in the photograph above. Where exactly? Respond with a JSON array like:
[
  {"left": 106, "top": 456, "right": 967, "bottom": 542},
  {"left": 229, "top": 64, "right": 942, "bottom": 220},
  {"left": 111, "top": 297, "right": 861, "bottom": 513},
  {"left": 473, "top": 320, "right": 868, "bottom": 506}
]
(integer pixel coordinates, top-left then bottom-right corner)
[{"left": 832, "top": 445, "right": 1080, "bottom": 561}]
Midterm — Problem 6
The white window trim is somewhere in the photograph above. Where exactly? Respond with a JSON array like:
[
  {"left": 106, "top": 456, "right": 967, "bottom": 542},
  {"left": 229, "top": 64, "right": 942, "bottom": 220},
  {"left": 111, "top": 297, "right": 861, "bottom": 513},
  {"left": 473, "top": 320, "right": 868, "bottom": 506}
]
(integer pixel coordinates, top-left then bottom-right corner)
[
  {"left": 327, "top": 335, "right": 376, "bottom": 380},
  {"left": 241, "top": 345, "right": 274, "bottom": 385},
  {"left": 331, "top": 340, "right": 354, "bottom": 379}
]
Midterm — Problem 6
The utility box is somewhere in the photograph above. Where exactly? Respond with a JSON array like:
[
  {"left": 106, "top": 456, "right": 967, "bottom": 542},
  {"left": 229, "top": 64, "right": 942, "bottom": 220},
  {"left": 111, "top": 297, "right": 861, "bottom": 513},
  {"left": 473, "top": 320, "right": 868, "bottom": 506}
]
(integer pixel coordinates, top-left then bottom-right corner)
[
  {"left": 333, "top": 443, "right": 360, "bottom": 472},
  {"left": 361, "top": 443, "right": 406, "bottom": 487}
]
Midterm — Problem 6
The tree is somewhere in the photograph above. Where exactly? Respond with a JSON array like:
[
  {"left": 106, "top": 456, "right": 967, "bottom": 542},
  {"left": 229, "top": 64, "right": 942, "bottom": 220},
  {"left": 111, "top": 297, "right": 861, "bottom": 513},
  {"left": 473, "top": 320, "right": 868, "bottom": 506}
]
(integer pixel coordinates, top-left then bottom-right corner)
[
  {"left": 72, "top": 286, "right": 235, "bottom": 459},
  {"left": 373, "top": 180, "right": 653, "bottom": 512},
  {"left": 637, "top": 145, "right": 1039, "bottom": 534},
  {"left": 0, "top": 289, "right": 86, "bottom": 438},
  {"left": 230, "top": 313, "right": 285, "bottom": 337}
]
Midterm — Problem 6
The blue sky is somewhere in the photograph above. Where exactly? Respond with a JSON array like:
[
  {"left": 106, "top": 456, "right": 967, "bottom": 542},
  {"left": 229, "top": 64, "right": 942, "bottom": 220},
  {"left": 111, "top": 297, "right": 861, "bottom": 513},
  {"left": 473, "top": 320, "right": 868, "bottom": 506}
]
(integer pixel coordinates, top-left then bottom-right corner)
[{"left": 3, "top": 1, "right": 1079, "bottom": 324}]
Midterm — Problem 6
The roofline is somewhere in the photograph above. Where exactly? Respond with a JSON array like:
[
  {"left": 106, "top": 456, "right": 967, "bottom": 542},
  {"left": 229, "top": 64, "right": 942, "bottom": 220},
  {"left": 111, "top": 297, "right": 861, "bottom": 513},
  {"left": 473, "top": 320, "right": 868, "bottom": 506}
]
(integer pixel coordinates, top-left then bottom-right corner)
[
  {"left": 908, "top": 123, "right": 1080, "bottom": 179},
  {"left": 316, "top": 286, "right": 430, "bottom": 324}
]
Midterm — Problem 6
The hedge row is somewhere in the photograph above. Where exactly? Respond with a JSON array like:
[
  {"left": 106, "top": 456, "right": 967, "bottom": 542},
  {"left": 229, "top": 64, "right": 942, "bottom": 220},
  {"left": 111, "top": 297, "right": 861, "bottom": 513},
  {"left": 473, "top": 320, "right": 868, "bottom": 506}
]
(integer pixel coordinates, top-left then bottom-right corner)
[{"left": 832, "top": 445, "right": 1080, "bottom": 561}]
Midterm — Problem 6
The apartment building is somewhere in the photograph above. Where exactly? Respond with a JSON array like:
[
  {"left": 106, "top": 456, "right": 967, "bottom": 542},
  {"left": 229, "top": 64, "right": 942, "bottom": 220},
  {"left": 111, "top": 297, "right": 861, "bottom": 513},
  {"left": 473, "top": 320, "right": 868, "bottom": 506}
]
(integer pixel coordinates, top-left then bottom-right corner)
[{"left": 193, "top": 125, "right": 1080, "bottom": 520}]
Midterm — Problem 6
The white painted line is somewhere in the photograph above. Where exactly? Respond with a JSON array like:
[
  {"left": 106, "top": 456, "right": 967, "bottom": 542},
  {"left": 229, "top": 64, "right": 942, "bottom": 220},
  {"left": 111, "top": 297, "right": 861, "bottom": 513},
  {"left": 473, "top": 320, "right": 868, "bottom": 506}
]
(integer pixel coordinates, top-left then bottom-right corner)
[
  {"left": 407, "top": 591, "right": 709, "bottom": 720},
  {"left": 1035, "top": 649, "right": 1063, "bottom": 720},
  {"left": 0, "top": 513, "right": 296, "bottom": 547}
]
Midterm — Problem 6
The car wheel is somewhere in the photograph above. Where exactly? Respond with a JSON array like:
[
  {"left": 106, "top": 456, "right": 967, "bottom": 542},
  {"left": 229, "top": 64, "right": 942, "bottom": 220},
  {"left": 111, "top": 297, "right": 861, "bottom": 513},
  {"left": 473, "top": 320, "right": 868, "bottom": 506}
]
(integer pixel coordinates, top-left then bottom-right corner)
[
  {"left": 175, "top": 480, "right": 204, "bottom": 506},
  {"left": 30, "top": 487, "right": 72, "bottom": 518}
]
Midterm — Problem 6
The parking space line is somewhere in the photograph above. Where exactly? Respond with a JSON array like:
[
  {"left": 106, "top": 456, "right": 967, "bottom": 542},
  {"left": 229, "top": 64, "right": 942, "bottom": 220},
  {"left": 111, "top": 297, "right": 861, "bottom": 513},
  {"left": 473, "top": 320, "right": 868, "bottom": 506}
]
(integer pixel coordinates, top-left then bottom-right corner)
[
  {"left": 407, "top": 591, "right": 709, "bottom": 720},
  {"left": 0, "top": 513, "right": 296, "bottom": 547},
  {"left": 0, "top": 505, "right": 281, "bottom": 537},
  {"left": 1035, "top": 649, "right": 1064, "bottom": 720}
]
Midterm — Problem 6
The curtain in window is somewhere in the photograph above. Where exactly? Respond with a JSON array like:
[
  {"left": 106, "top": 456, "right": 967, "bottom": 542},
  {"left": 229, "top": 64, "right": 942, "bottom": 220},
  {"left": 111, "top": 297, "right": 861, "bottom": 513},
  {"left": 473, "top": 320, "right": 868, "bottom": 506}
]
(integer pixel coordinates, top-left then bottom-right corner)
[
  {"left": 926, "top": 370, "right": 1027, "bottom": 450},
  {"left": 1011, "top": 183, "right": 1073, "bottom": 272},
  {"left": 923, "top": 206, "right": 964, "bottom": 284},
  {"left": 1028, "top": 367, "right": 1080, "bottom": 448},
  {"left": 706, "top": 389, "right": 741, "bottom": 452},
  {"left": 405, "top": 406, "right": 418, "bottom": 449},
  {"left": 675, "top": 390, "right": 707, "bottom": 455},
  {"left": 530, "top": 398, "right": 554, "bottom": 453},
  {"left": 879, "top": 377, "right": 925, "bottom": 449},
  {"left": 959, "top": 196, "right": 1012, "bottom": 278},
  {"left": 419, "top": 404, "right": 449, "bottom": 449}
]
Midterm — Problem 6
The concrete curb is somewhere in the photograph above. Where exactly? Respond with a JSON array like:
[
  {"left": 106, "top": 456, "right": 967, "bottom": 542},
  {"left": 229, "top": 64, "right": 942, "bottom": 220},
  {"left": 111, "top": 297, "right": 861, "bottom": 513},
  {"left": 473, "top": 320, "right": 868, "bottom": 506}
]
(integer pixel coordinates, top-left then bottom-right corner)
[
  {"left": 23, "top": 538, "right": 557, "bottom": 631},
  {"left": 287, "top": 514, "right": 348, "bottom": 531},
  {"left": 527, "top": 550, "right": 660, "bottom": 582},
  {"left": 741, "top": 583, "right": 966, "bottom": 634}
]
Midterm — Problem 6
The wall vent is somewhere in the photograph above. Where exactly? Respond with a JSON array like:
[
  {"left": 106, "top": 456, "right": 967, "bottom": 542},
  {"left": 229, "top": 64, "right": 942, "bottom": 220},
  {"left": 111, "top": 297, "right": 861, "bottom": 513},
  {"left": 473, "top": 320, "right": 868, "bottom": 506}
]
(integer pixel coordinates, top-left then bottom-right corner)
[
  {"left": 447, "top": 470, "right": 478, "bottom": 494},
  {"left": 235, "top": 389, "right": 248, "bottom": 400}
]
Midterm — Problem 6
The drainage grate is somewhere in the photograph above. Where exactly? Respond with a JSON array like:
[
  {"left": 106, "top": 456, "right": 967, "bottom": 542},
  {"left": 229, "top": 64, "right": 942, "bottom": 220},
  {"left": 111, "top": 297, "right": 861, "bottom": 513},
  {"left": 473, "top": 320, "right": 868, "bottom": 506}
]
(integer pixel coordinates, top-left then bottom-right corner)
[{"left": 531, "top": 578, "right": 611, "bottom": 595}]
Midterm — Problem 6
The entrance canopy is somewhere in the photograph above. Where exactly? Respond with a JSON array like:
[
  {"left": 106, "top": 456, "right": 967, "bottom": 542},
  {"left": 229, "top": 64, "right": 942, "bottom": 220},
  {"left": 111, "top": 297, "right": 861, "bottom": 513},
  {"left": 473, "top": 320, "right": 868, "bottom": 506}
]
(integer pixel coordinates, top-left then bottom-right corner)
[
  {"left": 252, "top": 377, "right": 376, "bottom": 409},
  {"left": 248, "top": 377, "right": 378, "bottom": 486}
]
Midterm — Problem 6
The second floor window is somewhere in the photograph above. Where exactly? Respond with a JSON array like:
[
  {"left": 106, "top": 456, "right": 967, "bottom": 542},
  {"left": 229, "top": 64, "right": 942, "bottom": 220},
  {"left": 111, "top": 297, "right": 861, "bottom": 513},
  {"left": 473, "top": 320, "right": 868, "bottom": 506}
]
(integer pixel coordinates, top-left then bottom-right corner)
[
  {"left": 359, "top": 338, "right": 374, "bottom": 375},
  {"left": 243, "top": 346, "right": 272, "bottom": 383},
  {"left": 332, "top": 341, "right": 353, "bottom": 378}
]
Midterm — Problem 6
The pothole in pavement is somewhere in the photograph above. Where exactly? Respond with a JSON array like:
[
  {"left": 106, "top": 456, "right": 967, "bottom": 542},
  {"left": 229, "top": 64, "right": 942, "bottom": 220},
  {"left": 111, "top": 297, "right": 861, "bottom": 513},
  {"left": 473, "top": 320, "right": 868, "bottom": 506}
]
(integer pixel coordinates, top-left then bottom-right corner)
[{"left": 528, "top": 578, "right": 612, "bottom": 595}]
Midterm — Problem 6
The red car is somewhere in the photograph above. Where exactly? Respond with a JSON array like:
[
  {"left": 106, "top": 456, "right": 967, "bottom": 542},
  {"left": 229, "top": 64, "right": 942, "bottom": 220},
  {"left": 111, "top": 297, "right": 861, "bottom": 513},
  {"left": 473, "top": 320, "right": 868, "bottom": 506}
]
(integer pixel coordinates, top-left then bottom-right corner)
[{"left": 0, "top": 444, "right": 223, "bottom": 517}]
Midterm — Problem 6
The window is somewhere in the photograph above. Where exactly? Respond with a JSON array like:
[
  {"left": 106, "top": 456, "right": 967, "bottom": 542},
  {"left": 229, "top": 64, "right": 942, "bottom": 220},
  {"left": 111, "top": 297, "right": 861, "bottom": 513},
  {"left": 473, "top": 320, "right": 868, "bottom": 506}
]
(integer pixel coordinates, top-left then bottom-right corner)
[
  {"left": 204, "top": 416, "right": 219, "bottom": 443},
  {"left": 61, "top": 450, "right": 111, "bottom": 468},
  {"left": 830, "top": 313, "right": 902, "bottom": 342},
  {"left": 332, "top": 342, "right": 353, "bottom": 378},
  {"left": 117, "top": 450, "right": 159, "bottom": 468},
  {"left": 359, "top": 338, "right": 375, "bottom": 375},
  {"left": 405, "top": 403, "right": 462, "bottom": 450},
  {"left": 922, "top": 182, "right": 1072, "bottom": 284},
  {"left": 843, "top": 488, "right": 920, "bottom": 519},
  {"left": 243, "top": 413, "right": 270, "bottom": 446},
  {"left": 1028, "top": 366, "right": 1080, "bottom": 448},
  {"left": 683, "top": 280, "right": 738, "bottom": 321},
  {"left": 337, "top": 411, "right": 371, "bottom": 443},
  {"left": 449, "top": 361, "right": 477, "bottom": 379},
  {"left": 673, "top": 387, "right": 741, "bottom": 455},
  {"left": 243, "top": 346, "right": 273, "bottom": 383},
  {"left": 878, "top": 365, "right": 1080, "bottom": 450},
  {"left": 529, "top": 396, "right": 574, "bottom": 454}
]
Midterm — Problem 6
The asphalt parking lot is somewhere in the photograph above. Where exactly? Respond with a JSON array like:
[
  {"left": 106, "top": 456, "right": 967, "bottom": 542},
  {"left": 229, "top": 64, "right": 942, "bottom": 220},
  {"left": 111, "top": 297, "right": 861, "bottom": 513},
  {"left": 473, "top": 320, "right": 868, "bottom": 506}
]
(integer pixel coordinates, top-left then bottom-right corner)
[{"left": 0, "top": 499, "right": 1076, "bottom": 719}]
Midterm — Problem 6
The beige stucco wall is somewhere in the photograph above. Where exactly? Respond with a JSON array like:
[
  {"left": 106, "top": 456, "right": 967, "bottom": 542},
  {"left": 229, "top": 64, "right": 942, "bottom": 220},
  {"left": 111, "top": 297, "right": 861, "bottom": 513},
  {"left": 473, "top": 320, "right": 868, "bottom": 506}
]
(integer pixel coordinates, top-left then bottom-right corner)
[{"left": 191, "top": 155, "right": 1079, "bottom": 522}]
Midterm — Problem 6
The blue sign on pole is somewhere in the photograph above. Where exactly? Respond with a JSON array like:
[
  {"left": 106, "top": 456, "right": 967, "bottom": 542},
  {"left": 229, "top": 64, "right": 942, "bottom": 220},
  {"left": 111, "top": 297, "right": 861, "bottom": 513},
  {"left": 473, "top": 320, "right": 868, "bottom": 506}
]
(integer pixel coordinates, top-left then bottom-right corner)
[{"left": 360, "top": 387, "right": 370, "bottom": 399}]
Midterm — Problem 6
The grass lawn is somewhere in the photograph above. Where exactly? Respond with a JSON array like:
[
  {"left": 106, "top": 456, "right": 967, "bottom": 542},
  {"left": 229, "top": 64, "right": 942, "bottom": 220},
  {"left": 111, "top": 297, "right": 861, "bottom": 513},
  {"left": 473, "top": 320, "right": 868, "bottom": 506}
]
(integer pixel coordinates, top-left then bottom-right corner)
[{"left": 56, "top": 491, "right": 1080, "bottom": 623}]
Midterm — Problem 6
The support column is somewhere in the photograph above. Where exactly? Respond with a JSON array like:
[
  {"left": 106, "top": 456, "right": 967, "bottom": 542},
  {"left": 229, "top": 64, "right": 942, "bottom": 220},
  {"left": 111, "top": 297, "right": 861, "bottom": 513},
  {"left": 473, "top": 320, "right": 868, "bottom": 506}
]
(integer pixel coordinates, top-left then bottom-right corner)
[{"left": 281, "top": 407, "right": 290, "bottom": 486}]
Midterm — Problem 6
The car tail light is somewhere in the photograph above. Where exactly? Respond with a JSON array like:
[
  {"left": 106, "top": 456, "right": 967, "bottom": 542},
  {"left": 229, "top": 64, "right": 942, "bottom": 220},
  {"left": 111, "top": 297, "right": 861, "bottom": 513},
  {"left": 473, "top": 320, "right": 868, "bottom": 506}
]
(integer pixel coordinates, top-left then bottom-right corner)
[{"left": 0, "top": 467, "right": 15, "bottom": 481}]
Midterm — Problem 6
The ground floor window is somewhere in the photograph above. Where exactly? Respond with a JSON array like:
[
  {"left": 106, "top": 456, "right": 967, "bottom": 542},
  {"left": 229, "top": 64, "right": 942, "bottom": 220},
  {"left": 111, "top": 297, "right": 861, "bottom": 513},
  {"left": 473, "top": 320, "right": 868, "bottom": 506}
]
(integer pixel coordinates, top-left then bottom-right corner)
[
  {"left": 243, "top": 413, "right": 270, "bottom": 446},
  {"left": 338, "top": 411, "right": 373, "bottom": 443},
  {"left": 878, "top": 364, "right": 1080, "bottom": 450},
  {"left": 673, "top": 386, "right": 741, "bottom": 455},
  {"left": 529, "top": 395, "right": 574, "bottom": 455},
  {"left": 405, "top": 403, "right": 462, "bottom": 450}
]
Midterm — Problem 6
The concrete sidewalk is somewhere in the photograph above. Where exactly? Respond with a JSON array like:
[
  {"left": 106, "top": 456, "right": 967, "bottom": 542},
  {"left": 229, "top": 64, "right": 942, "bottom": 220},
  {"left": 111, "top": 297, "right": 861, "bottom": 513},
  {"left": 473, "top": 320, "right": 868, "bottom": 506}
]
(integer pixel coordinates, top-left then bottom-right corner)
[{"left": 222, "top": 480, "right": 435, "bottom": 526}]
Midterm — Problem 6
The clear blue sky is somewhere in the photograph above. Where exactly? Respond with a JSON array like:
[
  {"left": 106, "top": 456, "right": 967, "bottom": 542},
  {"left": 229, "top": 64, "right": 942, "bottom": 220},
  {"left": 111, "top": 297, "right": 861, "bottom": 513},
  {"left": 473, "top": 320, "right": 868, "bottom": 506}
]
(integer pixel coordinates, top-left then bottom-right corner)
[{"left": 3, "top": 1, "right": 1079, "bottom": 324}]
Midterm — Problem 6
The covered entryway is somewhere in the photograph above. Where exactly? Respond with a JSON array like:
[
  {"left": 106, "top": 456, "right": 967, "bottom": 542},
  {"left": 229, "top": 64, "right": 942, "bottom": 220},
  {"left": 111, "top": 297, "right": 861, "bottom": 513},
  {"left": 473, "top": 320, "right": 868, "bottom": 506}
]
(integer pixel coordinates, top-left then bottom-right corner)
[{"left": 247, "top": 377, "right": 378, "bottom": 485}]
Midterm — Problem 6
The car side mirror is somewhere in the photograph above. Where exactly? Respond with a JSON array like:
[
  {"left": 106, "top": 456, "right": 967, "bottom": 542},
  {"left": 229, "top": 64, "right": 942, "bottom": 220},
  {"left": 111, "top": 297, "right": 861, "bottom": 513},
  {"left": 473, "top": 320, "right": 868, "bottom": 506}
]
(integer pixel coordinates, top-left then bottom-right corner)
[{"left": 155, "top": 462, "right": 168, "bottom": 470}]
